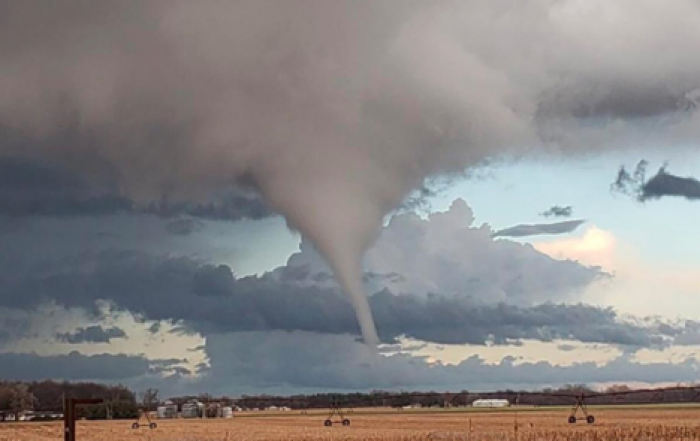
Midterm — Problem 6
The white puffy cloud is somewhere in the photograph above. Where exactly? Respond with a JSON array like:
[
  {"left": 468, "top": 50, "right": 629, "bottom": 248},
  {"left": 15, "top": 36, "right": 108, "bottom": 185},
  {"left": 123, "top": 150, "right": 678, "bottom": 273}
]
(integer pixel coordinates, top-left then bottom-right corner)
[{"left": 284, "top": 199, "right": 606, "bottom": 305}]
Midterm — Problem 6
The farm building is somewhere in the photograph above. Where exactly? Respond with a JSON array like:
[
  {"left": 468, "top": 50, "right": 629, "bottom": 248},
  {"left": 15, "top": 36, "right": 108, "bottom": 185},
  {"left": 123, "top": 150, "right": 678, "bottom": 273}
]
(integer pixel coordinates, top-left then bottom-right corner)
[
  {"left": 471, "top": 399, "right": 510, "bottom": 408},
  {"left": 157, "top": 402, "right": 178, "bottom": 419},
  {"left": 181, "top": 400, "right": 205, "bottom": 418}
]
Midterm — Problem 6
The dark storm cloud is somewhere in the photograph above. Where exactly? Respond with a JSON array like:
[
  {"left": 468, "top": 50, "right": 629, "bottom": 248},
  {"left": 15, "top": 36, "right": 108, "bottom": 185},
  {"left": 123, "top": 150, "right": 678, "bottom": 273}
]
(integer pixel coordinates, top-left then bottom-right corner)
[
  {"left": 56, "top": 325, "right": 127, "bottom": 344},
  {"left": 0, "top": 156, "right": 273, "bottom": 221},
  {"left": 200, "top": 332, "right": 699, "bottom": 394},
  {"left": 370, "top": 292, "right": 667, "bottom": 347},
  {"left": 142, "top": 193, "right": 274, "bottom": 222},
  {"left": 0, "top": 351, "right": 150, "bottom": 381},
  {"left": 536, "top": 81, "right": 697, "bottom": 121},
  {"left": 0, "top": 157, "right": 133, "bottom": 216},
  {"left": 396, "top": 186, "right": 438, "bottom": 213},
  {"left": 540, "top": 205, "right": 573, "bottom": 218},
  {"left": 612, "top": 160, "right": 700, "bottom": 202},
  {"left": 4, "top": 1, "right": 700, "bottom": 346},
  {"left": 164, "top": 217, "right": 203, "bottom": 236},
  {"left": 192, "top": 265, "right": 236, "bottom": 297},
  {"left": 641, "top": 169, "right": 700, "bottom": 201},
  {"left": 0, "top": 251, "right": 668, "bottom": 348},
  {"left": 0, "top": 310, "right": 31, "bottom": 344},
  {"left": 492, "top": 220, "right": 585, "bottom": 238}
]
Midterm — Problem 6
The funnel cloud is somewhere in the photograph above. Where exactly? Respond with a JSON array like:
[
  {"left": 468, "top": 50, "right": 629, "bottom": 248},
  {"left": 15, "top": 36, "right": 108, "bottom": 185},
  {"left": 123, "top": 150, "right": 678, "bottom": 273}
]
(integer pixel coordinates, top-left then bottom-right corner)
[{"left": 2, "top": 1, "right": 700, "bottom": 344}]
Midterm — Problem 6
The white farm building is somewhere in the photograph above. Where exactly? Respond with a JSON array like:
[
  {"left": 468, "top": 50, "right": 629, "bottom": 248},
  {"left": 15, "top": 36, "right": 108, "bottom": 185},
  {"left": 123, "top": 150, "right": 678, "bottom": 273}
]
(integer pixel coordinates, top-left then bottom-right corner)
[{"left": 471, "top": 399, "right": 510, "bottom": 408}]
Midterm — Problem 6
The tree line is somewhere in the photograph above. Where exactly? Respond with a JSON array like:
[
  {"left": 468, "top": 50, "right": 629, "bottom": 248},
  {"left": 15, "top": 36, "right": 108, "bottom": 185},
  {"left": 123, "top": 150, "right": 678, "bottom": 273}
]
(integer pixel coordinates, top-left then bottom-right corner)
[
  {"left": 0, "top": 380, "right": 139, "bottom": 420},
  {"left": 168, "top": 383, "right": 700, "bottom": 410},
  {"left": 3, "top": 381, "right": 699, "bottom": 421}
]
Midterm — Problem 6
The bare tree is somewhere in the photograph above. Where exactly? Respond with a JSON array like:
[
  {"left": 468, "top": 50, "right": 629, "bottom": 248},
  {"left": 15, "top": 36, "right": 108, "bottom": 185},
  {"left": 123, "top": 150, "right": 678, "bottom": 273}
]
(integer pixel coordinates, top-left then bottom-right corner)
[
  {"left": 140, "top": 389, "right": 159, "bottom": 411},
  {"left": 0, "top": 384, "right": 36, "bottom": 420}
]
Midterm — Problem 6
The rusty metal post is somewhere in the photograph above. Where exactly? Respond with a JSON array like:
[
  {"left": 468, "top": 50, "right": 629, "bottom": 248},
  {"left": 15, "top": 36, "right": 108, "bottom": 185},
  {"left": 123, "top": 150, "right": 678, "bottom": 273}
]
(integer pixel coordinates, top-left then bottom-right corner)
[
  {"left": 63, "top": 398, "right": 103, "bottom": 441},
  {"left": 63, "top": 399, "right": 72, "bottom": 441}
]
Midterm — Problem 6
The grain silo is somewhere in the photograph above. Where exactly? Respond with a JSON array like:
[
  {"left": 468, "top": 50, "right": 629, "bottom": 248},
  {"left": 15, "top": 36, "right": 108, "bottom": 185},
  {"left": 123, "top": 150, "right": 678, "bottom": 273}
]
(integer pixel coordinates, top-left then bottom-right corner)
[
  {"left": 181, "top": 400, "right": 204, "bottom": 418},
  {"left": 157, "top": 401, "right": 178, "bottom": 419}
]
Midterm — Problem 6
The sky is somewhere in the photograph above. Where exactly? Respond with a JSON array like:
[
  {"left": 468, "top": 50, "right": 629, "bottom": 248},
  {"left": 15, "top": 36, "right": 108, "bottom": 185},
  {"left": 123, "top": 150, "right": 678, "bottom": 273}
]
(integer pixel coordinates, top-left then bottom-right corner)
[{"left": 1, "top": 1, "right": 700, "bottom": 398}]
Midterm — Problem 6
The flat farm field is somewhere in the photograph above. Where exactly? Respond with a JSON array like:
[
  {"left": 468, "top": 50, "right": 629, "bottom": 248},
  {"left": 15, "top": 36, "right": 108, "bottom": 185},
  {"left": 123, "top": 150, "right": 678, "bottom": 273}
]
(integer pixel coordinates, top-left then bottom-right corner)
[{"left": 3, "top": 406, "right": 700, "bottom": 440}]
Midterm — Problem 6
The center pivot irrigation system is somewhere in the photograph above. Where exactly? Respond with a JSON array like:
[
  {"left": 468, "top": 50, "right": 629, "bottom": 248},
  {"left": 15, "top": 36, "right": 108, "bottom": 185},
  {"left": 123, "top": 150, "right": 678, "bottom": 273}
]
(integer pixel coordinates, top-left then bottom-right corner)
[
  {"left": 131, "top": 408, "right": 158, "bottom": 430},
  {"left": 323, "top": 396, "right": 351, "bottom": 427},
  {"left": 233, "top": 385, "right": 700, "bottom": 427},
  {"left": 131, "top": 388, "right": 159, "bottom": 430}
]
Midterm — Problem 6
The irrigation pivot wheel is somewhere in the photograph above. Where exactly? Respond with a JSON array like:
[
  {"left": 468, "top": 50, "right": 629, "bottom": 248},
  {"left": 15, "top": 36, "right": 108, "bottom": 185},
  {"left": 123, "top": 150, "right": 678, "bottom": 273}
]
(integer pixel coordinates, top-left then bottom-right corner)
[
  {"left": 342, "top": 419, "right": 351, "bottom": 426},
  {"left": 324, "top": 420, "right": 332, "bottom": 427},
  {"left": 586, "top": 415, "right": 595, "bottom": 424},
  {"left": 567, "top": 416, "right": 576, "bottom": 424},
  {"left": 149, "top": 422, "right": 158, "bottom": 429},
  {"left": 131, "top": 422, "right": 140, "bottom": 430}
]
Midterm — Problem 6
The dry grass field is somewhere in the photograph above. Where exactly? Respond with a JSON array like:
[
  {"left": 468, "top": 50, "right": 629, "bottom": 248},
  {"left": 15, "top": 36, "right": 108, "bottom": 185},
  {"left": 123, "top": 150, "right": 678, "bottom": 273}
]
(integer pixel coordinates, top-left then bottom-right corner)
[{"left": 2, "top": 406, "right": 700, "bottom": 441}]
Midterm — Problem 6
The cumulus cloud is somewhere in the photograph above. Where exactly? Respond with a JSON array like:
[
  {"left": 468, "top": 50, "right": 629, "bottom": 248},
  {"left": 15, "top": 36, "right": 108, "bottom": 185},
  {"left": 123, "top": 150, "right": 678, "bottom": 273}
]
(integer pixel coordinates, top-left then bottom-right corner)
[
  {"left": 285, "top": 200, "right": 602, "bottom": 304},
  {"left": 532, "top": 226, "right": 617, "bottom": 270},
  {"left": 612, "top": 160, "right": 700, "bottom": 202},
  {"left": 56, "top": 325, "right": 127, "bottom": 344},
  {"left": 2, "top": 0, "right": 699, "bottom": 345},
  {"left": 492, "top": 220, "right": 585, "bottom": 238},
  {"left": 541, "top": 205, "right": 573, "bottom": 218}
]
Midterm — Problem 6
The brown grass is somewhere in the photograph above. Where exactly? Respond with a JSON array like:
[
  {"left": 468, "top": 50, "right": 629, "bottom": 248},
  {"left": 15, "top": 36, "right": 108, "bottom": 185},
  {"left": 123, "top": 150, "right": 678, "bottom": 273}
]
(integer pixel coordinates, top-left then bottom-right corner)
[{"left": 2, "top": 407, "right": 700, "bottom": 440}]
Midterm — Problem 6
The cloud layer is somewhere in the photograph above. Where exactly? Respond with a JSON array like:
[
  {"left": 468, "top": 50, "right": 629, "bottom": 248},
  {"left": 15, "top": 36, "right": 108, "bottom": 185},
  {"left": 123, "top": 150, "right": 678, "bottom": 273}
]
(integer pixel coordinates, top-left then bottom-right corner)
[
  {"left": 0, "top": 196, "right": 695, "bottom": 392},
  {"left": 0, "top": 157, "right": 273, "bottom": 221},
  {"left": 199, "top": 331, "right": 699, "bottom": 394},
  {"left": 493, "top": 220, "right": 585, "bottom": 238},
  {"left": 0, "top": 200, "right": 682, "bottom": 351},
  {"left": 0, "top": 251, "right": 629, "bottom": 347},
  {"left": 2, "top": 0, "right": 700, "bottom": 387},
  {"left": 2, "top": 0, "right": 699, "bottom": 344},
  {"left": 0, "top": 351, "right": 150, "bottom": 381}
]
